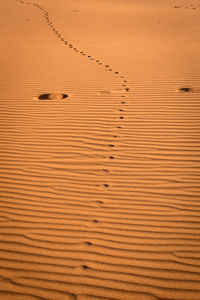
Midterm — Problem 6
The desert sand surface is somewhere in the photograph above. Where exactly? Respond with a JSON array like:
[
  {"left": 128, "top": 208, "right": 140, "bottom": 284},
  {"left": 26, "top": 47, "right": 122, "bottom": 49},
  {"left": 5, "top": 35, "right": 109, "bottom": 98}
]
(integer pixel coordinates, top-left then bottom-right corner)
[{"left": 0, "top": 0, "right": 200, "bottom": 299}]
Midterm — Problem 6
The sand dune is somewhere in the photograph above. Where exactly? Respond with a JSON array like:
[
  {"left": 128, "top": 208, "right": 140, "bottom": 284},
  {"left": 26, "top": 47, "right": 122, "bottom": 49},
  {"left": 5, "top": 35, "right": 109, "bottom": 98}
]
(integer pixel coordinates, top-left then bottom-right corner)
[{"left": 0, "top": 0, "right": 200, "bottom": 299}]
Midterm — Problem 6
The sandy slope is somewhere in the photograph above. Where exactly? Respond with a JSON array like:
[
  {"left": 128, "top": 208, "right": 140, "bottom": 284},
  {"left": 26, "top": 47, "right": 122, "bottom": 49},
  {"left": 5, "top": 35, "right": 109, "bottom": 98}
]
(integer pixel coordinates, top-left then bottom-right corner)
[{"left": 0, "top": 0, "right": 200, "bottom": 299}]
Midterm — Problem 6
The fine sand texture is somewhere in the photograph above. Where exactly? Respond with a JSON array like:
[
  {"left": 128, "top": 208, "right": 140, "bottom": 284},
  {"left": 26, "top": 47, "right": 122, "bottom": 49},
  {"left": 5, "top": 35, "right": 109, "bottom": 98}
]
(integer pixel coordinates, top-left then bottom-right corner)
[{"left": 1, "top": 0, "right": 200, "bottom": 299}]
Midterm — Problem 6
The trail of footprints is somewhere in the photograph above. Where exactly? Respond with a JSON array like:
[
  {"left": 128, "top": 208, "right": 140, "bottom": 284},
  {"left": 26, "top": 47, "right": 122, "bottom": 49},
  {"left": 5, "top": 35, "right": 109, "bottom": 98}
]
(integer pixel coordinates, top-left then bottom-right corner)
[
  {"left": 174, "top": 3, "right": 200, "bottom": 9},
  {"left": 13, "top": 3, "right": 130, "bottom": 295},
  {"left": 15, "top": 2, "right": 128, "bottom": 229},
  {"left": 16, "top": 0, "right": 130, "bottom": 91},
  {"left": 16, "top": 0, "right": 130, "bottom": 194},
  {"left": 6, "top": 1, "right": 200, "bottom": 299}
]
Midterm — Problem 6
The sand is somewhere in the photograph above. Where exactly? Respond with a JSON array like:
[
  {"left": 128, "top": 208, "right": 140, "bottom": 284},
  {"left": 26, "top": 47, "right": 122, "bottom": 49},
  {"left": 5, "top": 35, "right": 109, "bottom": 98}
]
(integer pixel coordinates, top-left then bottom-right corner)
[{"left": 0, "top": 0, "right": 200, "bottom": 299}]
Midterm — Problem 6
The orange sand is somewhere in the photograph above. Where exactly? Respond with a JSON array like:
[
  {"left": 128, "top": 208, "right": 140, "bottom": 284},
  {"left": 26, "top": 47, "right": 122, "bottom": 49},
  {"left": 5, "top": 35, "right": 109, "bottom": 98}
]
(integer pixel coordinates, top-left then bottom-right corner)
[{"left": 0, "top": 0, "right": 200, "bottom": 299}]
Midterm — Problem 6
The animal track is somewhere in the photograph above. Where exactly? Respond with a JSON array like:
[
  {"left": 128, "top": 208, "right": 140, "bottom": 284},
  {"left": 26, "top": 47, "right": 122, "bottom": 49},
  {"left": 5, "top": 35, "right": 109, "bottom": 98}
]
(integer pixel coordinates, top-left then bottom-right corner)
[
  {"left": 82, "top": 265, "right": 88, "bottom": 270},
  {"left": 173, "top": 3, "right": 198, "bottom": 9},
  {"left": 85, "top": 241, "right": 92, "bottom": 246},
  {"left": 16, "top": 0, "right": 128, "bottom": 227},
  {"left": 102, "top": 169, "right": 109, "bottom": 173},
  {"left": 16, "top": 0, "right": 130, "bottom": 95}
]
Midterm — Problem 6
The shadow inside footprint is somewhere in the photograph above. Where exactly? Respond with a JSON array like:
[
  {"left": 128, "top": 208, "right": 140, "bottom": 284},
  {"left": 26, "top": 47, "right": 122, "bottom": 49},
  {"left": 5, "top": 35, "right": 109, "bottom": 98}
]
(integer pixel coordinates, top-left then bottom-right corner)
[
  {"left": 176, "top": 86, "right": 200, "bottom": 93},
  {"left": 179, "top": 87, "right": 192, "bottom": 93}
]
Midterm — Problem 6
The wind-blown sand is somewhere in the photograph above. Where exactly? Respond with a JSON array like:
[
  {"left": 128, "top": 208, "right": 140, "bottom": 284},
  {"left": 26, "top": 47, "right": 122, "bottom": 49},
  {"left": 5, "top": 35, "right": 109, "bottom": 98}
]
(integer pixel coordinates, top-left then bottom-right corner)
[{"left": 1, "top": 0, "right": 200, "bottom": 299}]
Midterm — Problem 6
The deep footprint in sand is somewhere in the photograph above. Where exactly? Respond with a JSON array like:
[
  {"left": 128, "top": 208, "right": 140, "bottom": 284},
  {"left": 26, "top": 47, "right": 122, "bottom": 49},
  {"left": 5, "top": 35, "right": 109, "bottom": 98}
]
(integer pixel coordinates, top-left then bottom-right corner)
[
  {"left": 176, "top": 87, "right": 200, "bottom": 93},
  {"left": 36, "top": 92, "right": 69, "bottom": 100}
]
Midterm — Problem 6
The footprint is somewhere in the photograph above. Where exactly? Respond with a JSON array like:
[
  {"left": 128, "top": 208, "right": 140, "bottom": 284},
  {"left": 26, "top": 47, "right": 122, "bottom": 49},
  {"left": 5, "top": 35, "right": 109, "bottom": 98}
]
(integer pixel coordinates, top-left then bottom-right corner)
[
  {"left": 102, "top": 169, "right": 109, "bottom": 173},
  {"left": 36, "top": 93, "right": 69, "bottom": 100},
  {"left": 85, "top": 241, "right": 92, "bottom": 246},
  {"left": 178, "top": 87, "right": 191, "bottom": 92},
  {"left": 97, "top": 89, "right": 126, "bottom": 95},
  {"left": 176, "top": 87, "right": 200, "bottom": 93},
  {"left": 93, "top": 219, "right": 99, "bottom": 223},
  {"left": 97, "top": 91, "right": 111, "bottom": 95}
]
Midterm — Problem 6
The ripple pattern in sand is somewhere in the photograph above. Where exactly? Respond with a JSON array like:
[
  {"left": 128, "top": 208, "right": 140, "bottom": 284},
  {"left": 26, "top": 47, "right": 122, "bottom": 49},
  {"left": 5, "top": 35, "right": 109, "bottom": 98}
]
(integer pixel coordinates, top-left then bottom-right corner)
[{"left": 0, "top": 0, "right": 200, "bottom": 299}]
